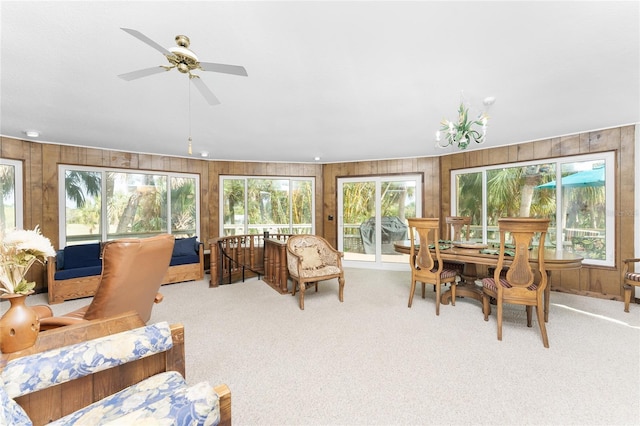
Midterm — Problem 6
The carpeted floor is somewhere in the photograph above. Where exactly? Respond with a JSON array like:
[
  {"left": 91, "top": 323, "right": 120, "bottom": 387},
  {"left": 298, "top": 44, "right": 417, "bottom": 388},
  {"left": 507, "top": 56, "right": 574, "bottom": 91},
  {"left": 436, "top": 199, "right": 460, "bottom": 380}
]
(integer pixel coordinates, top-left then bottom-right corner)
[{"left": 16, "top": 268, "right": 640, "bottom": 425}]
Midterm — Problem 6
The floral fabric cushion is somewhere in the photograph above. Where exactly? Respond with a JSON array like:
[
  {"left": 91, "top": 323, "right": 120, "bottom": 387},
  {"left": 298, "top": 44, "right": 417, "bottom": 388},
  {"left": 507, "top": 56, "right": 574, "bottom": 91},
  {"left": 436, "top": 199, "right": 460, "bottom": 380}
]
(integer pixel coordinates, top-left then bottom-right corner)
[
  {"left": 0, "top": 376, "right": 32, "bottom": 426},
  {"left": 49, "top": 371, "right": 220, "bottom": 426},
  {"left": 2, "top": 322, "right": 173, "bottom": 399}
]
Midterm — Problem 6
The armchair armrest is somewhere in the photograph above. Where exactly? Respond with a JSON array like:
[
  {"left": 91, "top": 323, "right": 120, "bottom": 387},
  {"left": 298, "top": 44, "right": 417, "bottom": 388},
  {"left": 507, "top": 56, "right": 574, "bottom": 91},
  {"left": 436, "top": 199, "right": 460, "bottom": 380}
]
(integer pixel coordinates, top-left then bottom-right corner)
[{"left": 622, "top": 258, "right": 640, "bottom": 274}]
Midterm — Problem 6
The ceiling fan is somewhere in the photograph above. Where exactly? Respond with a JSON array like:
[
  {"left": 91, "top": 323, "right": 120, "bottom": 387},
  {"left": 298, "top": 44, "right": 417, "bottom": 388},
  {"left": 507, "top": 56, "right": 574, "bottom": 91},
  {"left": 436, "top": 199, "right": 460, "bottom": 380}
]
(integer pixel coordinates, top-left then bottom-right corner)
[{"left": 117, "top": 28, "right": 247, "bottom": 105}]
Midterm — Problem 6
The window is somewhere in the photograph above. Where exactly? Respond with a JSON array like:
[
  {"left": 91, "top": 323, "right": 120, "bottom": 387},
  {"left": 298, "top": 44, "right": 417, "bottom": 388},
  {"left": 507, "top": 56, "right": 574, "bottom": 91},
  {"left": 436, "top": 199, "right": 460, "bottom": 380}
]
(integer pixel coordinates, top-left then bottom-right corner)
[
  {"left": 451, "top": 152, "right": 614, "bottom": 266},
  {"left": 0, "top": 159, "right": 23, "bottom": 232},
  {"left": 59, "top": 166, "right": 199, "bottom": 246},
  {"left": 220, "top": 176, "right": 314, "bottom": 235}
]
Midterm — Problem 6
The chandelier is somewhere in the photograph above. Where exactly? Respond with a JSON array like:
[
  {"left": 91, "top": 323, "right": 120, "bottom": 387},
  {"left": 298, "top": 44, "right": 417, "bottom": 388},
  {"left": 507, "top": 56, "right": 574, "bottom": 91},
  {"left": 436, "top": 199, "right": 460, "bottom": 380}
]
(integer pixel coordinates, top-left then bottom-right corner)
[{"left": 436, "top": 96, "right": 494, "bottom": 150}]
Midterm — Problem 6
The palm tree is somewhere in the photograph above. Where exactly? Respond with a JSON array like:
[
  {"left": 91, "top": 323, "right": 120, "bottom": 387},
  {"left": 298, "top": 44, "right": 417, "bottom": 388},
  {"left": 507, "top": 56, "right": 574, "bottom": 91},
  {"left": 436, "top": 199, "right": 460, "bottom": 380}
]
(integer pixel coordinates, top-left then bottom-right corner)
[{"left": 65, "top": 171, "right": 101, "bottom": 208}]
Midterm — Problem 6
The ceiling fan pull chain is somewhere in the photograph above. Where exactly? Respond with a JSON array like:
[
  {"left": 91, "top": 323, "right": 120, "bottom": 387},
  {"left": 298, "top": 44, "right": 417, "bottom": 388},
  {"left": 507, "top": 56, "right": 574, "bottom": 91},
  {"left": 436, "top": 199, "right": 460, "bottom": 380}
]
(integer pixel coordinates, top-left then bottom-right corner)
[{"left": 188, "top": 78, "right": 192, "bottom": 155}]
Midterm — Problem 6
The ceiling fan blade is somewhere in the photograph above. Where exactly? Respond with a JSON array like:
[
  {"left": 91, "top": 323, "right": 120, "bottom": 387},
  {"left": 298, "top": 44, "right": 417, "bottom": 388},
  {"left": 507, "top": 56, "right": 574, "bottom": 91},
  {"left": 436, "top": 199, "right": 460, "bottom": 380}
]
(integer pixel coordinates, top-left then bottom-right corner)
[
  {"left": 191, "top": 76, "right": 220, "bottom": 105},
  {"left": 199, "top": 62, "right": 248, "bottom": 77},
  {"left": 121, "top": 28, "right": 172, "bottom": 56},
  {"left": 118, "top": 66, "right": 168, "bottom": 81}
]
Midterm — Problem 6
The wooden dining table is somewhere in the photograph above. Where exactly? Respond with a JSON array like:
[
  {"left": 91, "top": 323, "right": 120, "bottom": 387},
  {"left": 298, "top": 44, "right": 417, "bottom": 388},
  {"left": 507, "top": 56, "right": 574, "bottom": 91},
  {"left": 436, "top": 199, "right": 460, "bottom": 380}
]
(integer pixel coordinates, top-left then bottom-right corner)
[{"left": 393, "top": 241, "right": 583, "bottom": 321}]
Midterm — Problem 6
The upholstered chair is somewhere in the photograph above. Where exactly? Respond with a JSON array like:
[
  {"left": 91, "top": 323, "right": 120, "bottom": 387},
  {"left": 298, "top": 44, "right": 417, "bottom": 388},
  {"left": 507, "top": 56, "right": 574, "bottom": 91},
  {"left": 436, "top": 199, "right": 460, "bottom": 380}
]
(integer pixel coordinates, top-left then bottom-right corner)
[
  {"left": 286, "top": 235, "right": 345, "bottom": 310},
  {"left": 36, "top": 234, "right": 175, "bottom": 330}
]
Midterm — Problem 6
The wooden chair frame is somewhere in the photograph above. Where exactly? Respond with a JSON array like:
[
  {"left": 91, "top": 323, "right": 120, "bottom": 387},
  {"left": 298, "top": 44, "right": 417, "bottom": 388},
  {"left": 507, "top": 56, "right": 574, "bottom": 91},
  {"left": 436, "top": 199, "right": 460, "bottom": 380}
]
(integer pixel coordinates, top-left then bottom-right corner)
[
  {"left": 407, "top": 218, "right": 459, "bottom": 315},
  {"left": 482, "top": 218, "right": 550, "bottom": 348},
  {"left": 623, "top": 258, "right": 640, "bottom": 312}
]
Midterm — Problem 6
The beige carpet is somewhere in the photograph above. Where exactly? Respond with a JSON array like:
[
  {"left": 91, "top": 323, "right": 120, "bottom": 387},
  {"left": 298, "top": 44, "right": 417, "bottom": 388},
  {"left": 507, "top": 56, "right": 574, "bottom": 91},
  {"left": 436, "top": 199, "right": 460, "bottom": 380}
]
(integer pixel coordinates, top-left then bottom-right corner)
[{"left": 14, "top": 268, "right": 640, "bottom": 425}]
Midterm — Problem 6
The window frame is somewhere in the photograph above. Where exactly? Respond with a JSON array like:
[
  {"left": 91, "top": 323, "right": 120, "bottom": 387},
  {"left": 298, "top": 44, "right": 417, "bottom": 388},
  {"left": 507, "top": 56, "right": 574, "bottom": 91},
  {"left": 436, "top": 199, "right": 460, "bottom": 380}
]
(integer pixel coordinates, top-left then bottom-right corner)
[
  {"left": 0, "top": 158, "right": 24, "bottom": 231},
  {"left": 451, "top": 152, "right": 615, "bottom": 267},
  {"left": 219, "top": 175, "right": 316, "bottom": 235},
  {"left": 58, "top": 165, "right": 200, "bottom": 247}
]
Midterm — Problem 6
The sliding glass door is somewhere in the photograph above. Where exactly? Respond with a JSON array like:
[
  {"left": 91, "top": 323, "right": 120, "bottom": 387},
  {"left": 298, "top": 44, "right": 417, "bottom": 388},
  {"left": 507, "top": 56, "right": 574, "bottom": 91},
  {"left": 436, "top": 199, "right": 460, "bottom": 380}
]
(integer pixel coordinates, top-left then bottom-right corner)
[{"left": 338, "top": 175, "right": 421, "bottom": 268}]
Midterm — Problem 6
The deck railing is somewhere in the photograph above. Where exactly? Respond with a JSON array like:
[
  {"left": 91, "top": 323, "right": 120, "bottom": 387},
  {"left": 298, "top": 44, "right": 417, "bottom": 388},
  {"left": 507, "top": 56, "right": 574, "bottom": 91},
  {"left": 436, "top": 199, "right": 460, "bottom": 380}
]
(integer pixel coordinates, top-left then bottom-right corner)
[{"left": 209, "top": 234, "right": 291, "bottom": 291}]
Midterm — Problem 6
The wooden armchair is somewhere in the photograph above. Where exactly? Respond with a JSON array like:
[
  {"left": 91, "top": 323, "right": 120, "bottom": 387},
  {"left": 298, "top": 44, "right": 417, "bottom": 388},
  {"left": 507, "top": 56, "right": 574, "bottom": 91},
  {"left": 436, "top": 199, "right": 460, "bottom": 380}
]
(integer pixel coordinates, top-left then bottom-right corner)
[
  {"left": 481, "top": 218, "right": 550, "bottom": 348},
  {"left": 286, "top": 235, "right": 345, "bottom": 310},
  {"left": 623, "top": 258, "right": 640, "bottom": 312},
  {"left": 0, "top": 312, "right": 231, "bottom": 426}
]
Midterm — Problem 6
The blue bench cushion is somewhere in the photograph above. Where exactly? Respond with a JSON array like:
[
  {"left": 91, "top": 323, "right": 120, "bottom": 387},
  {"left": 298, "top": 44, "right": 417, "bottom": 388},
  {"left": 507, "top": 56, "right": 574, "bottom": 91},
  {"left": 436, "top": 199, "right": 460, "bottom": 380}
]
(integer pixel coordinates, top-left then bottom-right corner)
[
  {"left": 54, "top": 265, "right": 102, "bottom": 280},
  {"left": 63, "top": 243, "right": 102, "bottom": 270},
  {"left": 173, "top": 236, "right": 198, "bottom": 257},
  {"left": 169, "top": 254, "right": 200, "bottom": 266}
]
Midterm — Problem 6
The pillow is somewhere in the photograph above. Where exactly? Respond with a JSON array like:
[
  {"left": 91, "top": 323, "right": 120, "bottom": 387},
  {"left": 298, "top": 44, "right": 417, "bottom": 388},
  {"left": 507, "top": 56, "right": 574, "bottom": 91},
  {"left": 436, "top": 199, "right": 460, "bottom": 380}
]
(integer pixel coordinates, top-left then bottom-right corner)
[
  {"left": 173, "top": 237, "right": 197, "bottom": 257},
  {"left": 63, "top": 243, "right": 101, "bottom": 269},
  {"left": 296, "top": 246, "right": 322, "bottom": 270}
]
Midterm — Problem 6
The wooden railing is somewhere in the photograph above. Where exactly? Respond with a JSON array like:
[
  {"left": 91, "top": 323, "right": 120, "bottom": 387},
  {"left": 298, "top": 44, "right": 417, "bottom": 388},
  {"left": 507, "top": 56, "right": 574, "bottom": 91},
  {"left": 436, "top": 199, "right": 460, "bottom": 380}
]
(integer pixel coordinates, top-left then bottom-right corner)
[{"left": 209, "top": 234, "right": 291, "bottom": 293}]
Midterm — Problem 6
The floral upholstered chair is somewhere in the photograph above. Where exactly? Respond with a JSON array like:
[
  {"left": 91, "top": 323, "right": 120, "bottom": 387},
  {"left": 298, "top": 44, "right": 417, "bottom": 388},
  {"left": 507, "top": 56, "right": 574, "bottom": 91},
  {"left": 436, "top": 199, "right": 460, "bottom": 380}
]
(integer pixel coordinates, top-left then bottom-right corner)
[
  {"left": 286, "top": 235, "right": 345, "bottom": 310},
  {"left": 0, "top": 321, "right": 227, "bottom": 425}
]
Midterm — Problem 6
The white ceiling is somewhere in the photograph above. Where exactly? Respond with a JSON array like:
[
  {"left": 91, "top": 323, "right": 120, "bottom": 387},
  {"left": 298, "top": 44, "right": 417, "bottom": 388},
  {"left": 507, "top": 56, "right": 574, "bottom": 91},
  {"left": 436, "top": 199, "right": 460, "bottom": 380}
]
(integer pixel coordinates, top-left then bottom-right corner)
[{"left": 1, "top": 1, "right": 638, "bottom": 164}]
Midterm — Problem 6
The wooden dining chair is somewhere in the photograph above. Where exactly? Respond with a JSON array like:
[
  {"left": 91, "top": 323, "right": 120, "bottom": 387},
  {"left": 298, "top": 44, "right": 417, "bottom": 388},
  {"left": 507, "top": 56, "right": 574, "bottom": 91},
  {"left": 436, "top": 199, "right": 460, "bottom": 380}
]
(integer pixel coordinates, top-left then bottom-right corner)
[
  {"left": 445, "top": 216, "right": 471, "bottom": 242},
  {"left": 407, "top": 218, "right": 459, "bottom": 315},
  {"left": 443, "top": 216, "right": 471, "bottom": 279},
  {"left": 481, "top": 218, "right": 551, "bottom": 348},
  {"left": 623, "top": 258, "right": 640, "bottom": 312}
]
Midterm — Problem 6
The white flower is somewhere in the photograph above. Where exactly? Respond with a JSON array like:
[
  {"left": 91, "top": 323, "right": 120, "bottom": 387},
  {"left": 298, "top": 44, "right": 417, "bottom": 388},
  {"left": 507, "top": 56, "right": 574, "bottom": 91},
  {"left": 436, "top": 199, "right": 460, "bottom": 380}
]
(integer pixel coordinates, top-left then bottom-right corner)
[{"left": 0, "top": 225, "right": 56, "bottom": 294}]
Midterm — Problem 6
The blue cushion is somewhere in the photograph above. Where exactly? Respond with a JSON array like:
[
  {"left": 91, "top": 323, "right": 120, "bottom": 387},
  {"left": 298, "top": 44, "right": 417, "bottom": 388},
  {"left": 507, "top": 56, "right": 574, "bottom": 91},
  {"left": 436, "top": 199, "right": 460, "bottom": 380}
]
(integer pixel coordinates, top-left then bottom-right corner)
[
  {"left": 172, "top": 237, "right": 198, "bottom": 257},
  {"left": 55, "top": 265, "right": 102, "bottom": 280},
  {"left": 55, "top": 250, "right": 64, "bottom": 270},
  {"left": 63, "top": 243, "right": 101, "bottom": 269},
  {"left": 169, "top": 254, "right": 200, "bottom": 266}
]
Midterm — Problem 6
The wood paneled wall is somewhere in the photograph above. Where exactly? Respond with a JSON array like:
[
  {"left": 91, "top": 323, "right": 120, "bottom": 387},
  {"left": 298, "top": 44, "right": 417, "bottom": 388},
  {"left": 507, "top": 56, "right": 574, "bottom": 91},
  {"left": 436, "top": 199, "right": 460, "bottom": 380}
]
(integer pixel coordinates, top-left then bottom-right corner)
[{"left": 1, "top": 124, "right": 635, "bottom": 298}]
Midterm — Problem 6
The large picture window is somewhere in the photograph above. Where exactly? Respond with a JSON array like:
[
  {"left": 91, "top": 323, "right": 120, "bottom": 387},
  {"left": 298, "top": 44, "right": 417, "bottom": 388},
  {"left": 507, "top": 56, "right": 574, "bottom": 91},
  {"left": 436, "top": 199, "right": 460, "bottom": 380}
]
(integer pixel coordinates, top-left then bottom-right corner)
[
  {"left": 220, "top": 176, "right": 314, "bottom": 235},
  {"left": 451, "top": 152, "right": 614, "bottom": 267},
  {"left": 0, "top": 159, "right": 23, "bottom": 232},
  {"left": 59, "top": 166, "right": 199, "bottom": 246}
]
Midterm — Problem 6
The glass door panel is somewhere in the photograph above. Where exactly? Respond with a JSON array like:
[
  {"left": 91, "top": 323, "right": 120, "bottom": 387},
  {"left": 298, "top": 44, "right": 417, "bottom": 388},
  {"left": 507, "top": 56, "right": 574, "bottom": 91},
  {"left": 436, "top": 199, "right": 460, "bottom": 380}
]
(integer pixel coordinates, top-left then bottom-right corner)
[
  {"left": 341, "top": 180, "right": 376, "bottom": 262},
  {"left": 380, "top": 180, "right": 414, "bottom": 263}
]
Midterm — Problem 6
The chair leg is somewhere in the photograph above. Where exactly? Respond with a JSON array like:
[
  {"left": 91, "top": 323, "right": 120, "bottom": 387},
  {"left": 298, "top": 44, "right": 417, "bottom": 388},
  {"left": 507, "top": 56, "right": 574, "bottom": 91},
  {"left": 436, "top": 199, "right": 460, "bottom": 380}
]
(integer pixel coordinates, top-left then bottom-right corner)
[
  {"left": 496, "top": 299, "right": 503, "bottom": 341},
  {"left": 536, "top": 303, "right": 549, "bottom": 348},
  {"left": 408, "top": 280, "right": 416, "bottom": 308},
  {"left": 292, "top": 279, "right": 297, "bottom": 296},
  {"left": 624, "top": 284, "right": 632, "bottom": 313},
  {"left": 338, "top": 276, "right": 345, "bottom": 302},
  {"left": 435, "top": 283, "right": 440, "bottom": 316},
  {"left": 482, "top": 293, "right": 490, "bottom": 320},
  {"left": 450, "top": 283, "right": 456, "bottom": 307},
  {"left": 299, "top": 283, "right": 305, "bottom": 310},
  {"left": 422, "top": 282, "right": 426, "bottom": 298},
  {"left": 526, "top": 305, "right": 533, "bottom": 327},
  {"left": 315, "top": 283, "right": 318, "bottom": 293}
]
